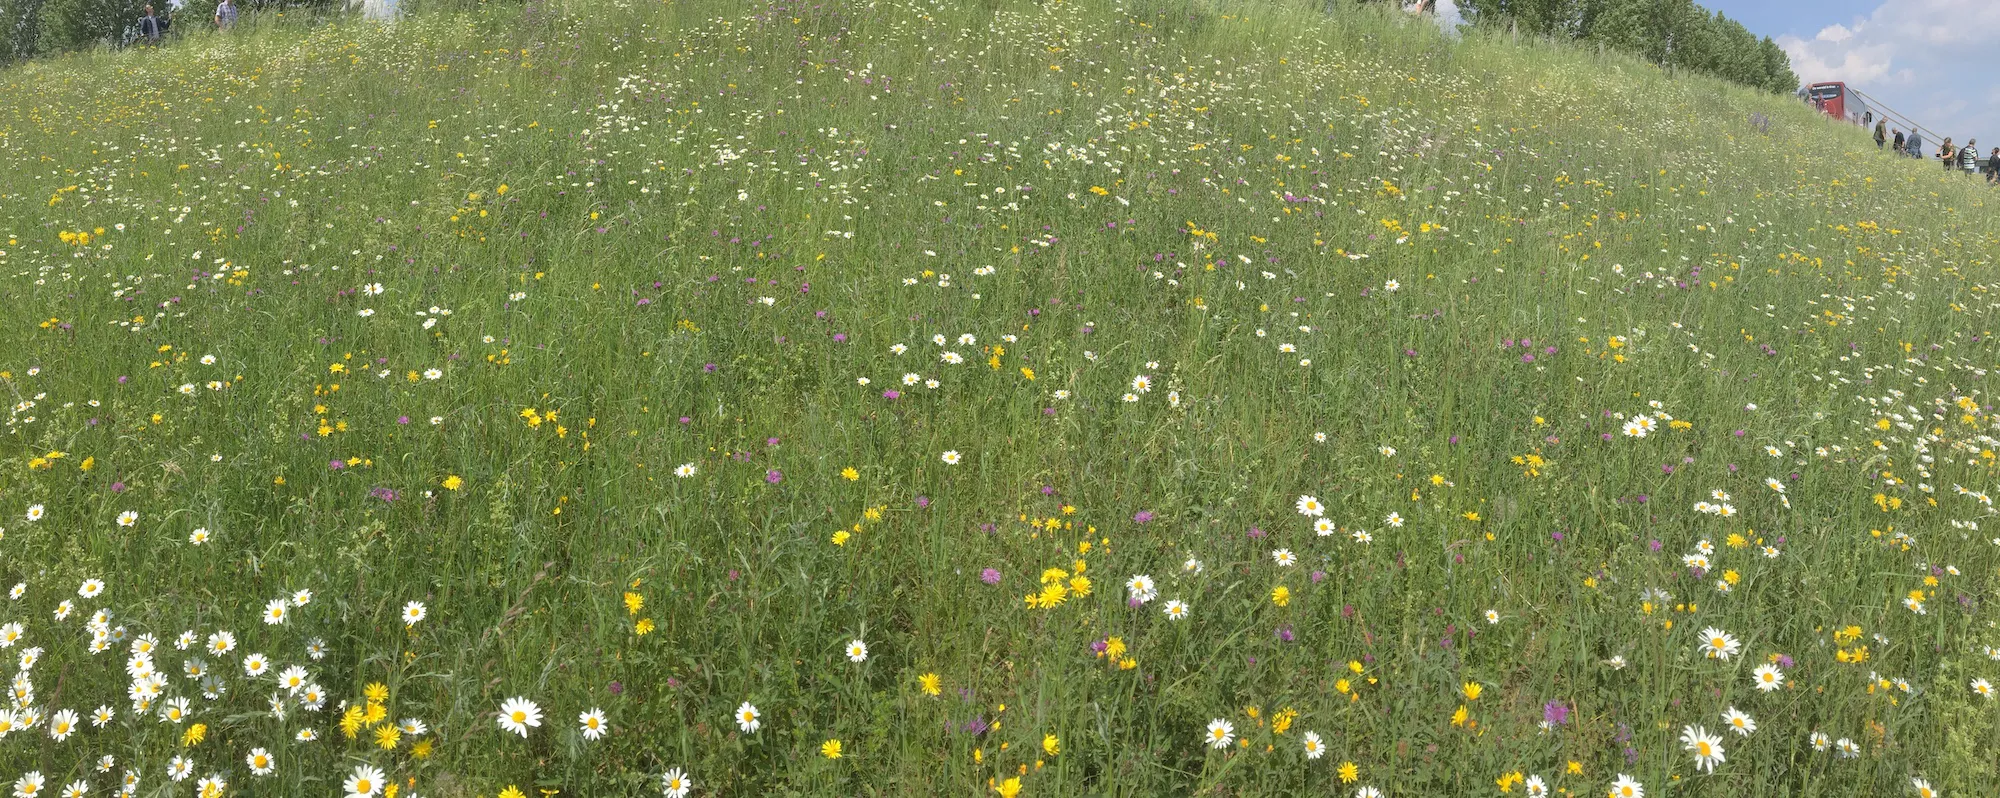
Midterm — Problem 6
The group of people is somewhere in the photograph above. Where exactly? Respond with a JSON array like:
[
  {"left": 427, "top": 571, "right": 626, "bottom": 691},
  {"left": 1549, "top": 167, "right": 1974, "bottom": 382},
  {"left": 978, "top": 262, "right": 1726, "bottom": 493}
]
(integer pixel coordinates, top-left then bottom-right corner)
[
  {"left": 1873, "top": 120, "right": 2000, "bottom": 182},
  {"left": 133, "top": 0, "right": 238, "bottom": 46}
]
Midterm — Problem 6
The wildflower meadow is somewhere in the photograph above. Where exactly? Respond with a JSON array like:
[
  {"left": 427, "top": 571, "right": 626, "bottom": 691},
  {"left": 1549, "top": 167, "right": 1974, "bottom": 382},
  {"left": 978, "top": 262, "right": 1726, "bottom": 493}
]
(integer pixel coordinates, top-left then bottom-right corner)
[{"left": 0, "top": 1, "right": 1997, "bottom": 795}]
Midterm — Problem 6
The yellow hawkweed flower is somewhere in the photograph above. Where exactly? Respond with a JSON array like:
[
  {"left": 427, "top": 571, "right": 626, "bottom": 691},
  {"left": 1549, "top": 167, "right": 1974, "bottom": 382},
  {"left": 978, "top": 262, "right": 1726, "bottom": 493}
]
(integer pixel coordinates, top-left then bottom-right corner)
[{"left": 340, "top": 706, "right": 367, "bottom": 739}]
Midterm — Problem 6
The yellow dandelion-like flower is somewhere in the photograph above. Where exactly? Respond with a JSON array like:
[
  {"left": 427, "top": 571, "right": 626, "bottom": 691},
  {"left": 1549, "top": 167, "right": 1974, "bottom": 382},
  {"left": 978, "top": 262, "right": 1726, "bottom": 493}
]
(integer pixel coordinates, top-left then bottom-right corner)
[
  {"left": 821, "top": 738, "right": 843, "bottom": 759},
  {"left": 340, "top": 706, "right": 367, "bottom": 739},
  {"left": 919, "top": 673, "right": 942, "bottom": 697}
]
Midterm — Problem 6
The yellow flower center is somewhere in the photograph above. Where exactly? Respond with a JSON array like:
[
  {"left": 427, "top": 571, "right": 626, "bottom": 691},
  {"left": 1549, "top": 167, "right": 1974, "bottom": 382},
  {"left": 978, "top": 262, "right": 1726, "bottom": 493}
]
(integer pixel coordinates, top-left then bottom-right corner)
[{"left": 512, "top": 712, "right": 527, "bottom": 722}]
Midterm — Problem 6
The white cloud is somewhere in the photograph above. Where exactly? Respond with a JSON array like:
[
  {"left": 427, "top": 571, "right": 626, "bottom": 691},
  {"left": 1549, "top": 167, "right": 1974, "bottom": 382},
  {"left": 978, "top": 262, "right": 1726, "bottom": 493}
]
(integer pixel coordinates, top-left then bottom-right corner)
[{"left": 1779, "top": 0, "right": 2000, "bottom": 142}]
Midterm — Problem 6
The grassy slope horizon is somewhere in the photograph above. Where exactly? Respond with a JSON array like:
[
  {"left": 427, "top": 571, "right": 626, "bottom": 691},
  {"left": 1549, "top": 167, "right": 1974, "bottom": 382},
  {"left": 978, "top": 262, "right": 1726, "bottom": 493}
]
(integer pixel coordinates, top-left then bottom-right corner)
[{"left": 1, "top": 0, "right": 1998, "bottom": 795}]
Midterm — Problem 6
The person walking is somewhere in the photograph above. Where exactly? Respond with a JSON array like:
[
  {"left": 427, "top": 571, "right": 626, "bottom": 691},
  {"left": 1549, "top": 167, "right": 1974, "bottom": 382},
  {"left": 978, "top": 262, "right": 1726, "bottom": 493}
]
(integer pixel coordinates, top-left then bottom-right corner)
[
  {"left": 1939, "top": 138, "right": 1956, "bottom": 170},
  {"left": 1874, "top": 120, "right": 1888, "bottom": 149},
  {"left": 138, "top": 4, "right": 161, "bottom": 45},
  {"left": 1962, "top": 138, "right": 1981, "bottom": 174},
  {"left": 1893, "top": 129, "right": 1906, "bottom": 153},
  {"left": 214, "top": 0, "right": 238, "bottom": 30},
  {"left": 1907, "top": 131, "right": 1924, "bottom": 159},
  {"left": 1986, "top": 147, "right": 2000, "bottom": 184}
]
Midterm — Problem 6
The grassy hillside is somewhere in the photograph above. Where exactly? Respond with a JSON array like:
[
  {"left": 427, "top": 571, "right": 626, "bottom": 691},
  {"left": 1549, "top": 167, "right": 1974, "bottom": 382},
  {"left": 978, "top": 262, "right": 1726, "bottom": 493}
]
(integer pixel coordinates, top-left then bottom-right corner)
[{"left": 1, "top": 0, "right": 1998, "bottom": 795}]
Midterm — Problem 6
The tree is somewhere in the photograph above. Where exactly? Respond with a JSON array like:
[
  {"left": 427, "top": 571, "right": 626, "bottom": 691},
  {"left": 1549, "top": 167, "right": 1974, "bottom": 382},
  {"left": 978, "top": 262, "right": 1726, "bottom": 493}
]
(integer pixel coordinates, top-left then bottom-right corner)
[
  {"left": 1757, "top": 36, "right": 1798, "bottom": 94},
  {"left": 34, "top": 0, "right": 147, "bottom": 53},
  {"left": 0, "top": 0, "right": 50, "bottom": 63}
]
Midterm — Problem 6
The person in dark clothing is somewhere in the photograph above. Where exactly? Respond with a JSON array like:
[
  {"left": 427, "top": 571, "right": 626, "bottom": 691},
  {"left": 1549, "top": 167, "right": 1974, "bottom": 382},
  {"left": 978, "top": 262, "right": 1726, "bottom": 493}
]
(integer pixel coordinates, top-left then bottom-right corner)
[
  {"left": 1893, "top": 129, "right": 1906, "bottom": 153},
  {"left": 139, "top": 5, "right": 161, "bottom": 45},
  {"left": 1987, "top": 148, "right": 2000, "bottom": 184},
  {"left": 1940, "top": 138, "right": 1957, "bottom": 170},
  {"left": 1906, "top": 132, "right": 1924, "bottom": 159},
  {"left": 1874, "top": 120, "right": 1887, "bottom": 149}
]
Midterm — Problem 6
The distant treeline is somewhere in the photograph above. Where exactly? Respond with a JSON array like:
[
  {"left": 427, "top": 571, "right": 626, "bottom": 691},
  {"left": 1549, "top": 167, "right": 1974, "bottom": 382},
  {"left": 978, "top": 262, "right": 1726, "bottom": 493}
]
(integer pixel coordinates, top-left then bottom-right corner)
[
  {"left": 0, "top": 0, "right": 345, "bottom": 63},
  {"left": 1447, "top": 0, "right": 1800, "bottom": 95},
  {"left": 0, "top": 0, "right": 1801, "bottom": 97}
]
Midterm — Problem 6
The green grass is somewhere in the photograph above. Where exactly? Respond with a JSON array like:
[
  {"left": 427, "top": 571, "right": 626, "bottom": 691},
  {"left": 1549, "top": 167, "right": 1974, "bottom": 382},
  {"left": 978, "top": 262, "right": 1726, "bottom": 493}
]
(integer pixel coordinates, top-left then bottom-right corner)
[{"left": 1, "top": 0, "right": 1998, "bottom": 795}]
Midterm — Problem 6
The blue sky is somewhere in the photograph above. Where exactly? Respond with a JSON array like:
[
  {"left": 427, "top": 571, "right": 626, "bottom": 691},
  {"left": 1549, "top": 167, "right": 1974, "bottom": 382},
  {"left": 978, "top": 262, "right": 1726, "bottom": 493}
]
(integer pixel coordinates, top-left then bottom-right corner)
[{"left": 1703, "top": 0, "right": 2000, "bottom": 147}]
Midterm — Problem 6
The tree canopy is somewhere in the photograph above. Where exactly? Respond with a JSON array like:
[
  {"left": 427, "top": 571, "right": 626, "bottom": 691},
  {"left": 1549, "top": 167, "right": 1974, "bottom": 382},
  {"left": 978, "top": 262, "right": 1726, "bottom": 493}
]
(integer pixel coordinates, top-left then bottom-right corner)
[{"left": 1455, "top": 0, "right": 1801, "bottom": 94}]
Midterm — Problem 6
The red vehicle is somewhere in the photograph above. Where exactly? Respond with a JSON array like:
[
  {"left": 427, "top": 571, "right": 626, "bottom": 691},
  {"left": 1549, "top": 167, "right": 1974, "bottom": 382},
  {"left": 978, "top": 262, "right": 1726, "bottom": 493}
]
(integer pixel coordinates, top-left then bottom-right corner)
[{"left": 1806, "top": 82, "right": 1870, "bottom": 124}]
